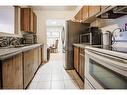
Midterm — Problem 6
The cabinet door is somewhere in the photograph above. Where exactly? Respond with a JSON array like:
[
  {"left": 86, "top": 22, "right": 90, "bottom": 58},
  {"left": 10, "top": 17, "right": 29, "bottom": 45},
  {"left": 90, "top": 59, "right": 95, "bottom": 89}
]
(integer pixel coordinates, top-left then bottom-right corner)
[
  {"left": 23, "top": 50, "right": 34, "bottom": 88},
  {"left": 34, "top": 47, "right": 39, "bottom": 73},
  {"left": 2, "top": 53, "right": 23, "bottom": 89},
  {"left": 75, "top": 11, "right": 82, "bottom": 21},
  {"left": 20, "top": 8, "right": 31, "bottom": 32},
  {"left": 74, "top": 47, "right": 79, "bottom": 72},
  {"left": 82, "top": 6, "right": 89, "bottom": 20},
  {"left": 89, "top": 6, "right": 101, "bottom": 17},
  {"left": 33, "top": 12, "right": 37, "bottom": 33},
  {"left": 79, "top": 54, "right": 85, "bottom": 80},
  {"left": 20, "top": 8, "right": 37, "bottom": 33}
]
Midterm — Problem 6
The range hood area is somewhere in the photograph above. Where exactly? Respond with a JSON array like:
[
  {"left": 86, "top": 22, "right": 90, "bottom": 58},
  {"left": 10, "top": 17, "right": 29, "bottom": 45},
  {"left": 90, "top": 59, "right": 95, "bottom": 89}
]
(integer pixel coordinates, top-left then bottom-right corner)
[{"left": 96, "top": 6, "right": 127, "bottom": 19}]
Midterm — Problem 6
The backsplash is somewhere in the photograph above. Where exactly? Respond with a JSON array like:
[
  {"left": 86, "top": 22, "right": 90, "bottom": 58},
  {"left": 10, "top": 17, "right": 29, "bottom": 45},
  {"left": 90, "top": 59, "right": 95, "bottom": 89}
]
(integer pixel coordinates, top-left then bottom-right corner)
[{"left": 0, "top": 36, "right": 23, "bottom": 47}]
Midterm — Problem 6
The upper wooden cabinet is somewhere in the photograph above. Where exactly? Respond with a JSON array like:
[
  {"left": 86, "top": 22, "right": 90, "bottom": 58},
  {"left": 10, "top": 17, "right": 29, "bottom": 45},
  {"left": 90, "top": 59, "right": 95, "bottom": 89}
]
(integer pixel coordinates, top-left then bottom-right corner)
[
  {"left": 20, "top": 8, "right": 37, "bottom": 33},
  {"left": 33, "top": 12, "right": 37, "bottom": 33},
  {"left": 82, "top": 6, "right": 89, "bottom": 21},
  {"left": 74, "top": 6, "right": 101, "bottom": 23},
  {"left": 88, "top": 6, "right": 101, "bottom": 17},
  {"left": 74, "top": 10, "right": 82, "bottom": 21}
]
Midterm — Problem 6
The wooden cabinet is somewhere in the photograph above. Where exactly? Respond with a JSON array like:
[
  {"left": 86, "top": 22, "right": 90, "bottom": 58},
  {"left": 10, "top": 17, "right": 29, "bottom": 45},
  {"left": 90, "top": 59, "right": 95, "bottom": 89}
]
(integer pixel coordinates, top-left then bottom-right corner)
[
  {"left": 82, "top": 6, "right": 89, "bottom": 21},
  {"left": 23, "top": 49, "right": 34, "bottom": 88},
  {"left": 73, "top": 46, "right": 85, "bottom": 81},
  {"left": 74, "top": 47, "right": 79, "bottom": 72},
  {"left": 34, "top": 47, "right": 39, "bottom": 73},
  {"left": 74, "top": 6, "right": 101, "bottom": 23},
  {"left": 1, "top": 53, "right": 23, "bottom": 89},
  {"left": 33, "top": 47, "right": 41, "bottom": 73},
  {"left": 75, "top": 10, "right": 82, "bottom": 21},
  {"left": 33, "top": 12, "right": 37, "bottom": 33},
  {"left": 20, "top": 8, "right": 37, "bottom": 33},
  {"left": 23, "top": 46, "right": 41, "bottom": 88},
  {"left": 79, "top": 48, "right": 85, "bottom": 80},
  {"left": 88, "top": 6, "right": 101, "bottom": 17}
]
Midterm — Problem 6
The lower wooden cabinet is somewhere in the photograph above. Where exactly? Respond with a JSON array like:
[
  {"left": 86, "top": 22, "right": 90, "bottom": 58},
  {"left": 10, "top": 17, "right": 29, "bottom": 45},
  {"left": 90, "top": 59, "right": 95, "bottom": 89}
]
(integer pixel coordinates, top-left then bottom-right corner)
[
  {"left": 73, "top": 46, "right": 85, "bottom": 81},
  {"left": 74, "top": 46, "right": 79, "bottom": 72},
  {"left": 23, "top": 49, "right": 34, "bottom": 88},
  {"left": 79, "top": 53, "right": 85, "bottom": 80},
  {"left": 0, "top": 45, "right": 41, "bottom": 89},
  {"left": 23, "top": 46, "right": 41, "bottom": 88},
  {"left": 1, "top": 53, "right": 23, "bottom": 89},
  {"left": 34, "top": 47, "right": 39, "bottom": 73}
]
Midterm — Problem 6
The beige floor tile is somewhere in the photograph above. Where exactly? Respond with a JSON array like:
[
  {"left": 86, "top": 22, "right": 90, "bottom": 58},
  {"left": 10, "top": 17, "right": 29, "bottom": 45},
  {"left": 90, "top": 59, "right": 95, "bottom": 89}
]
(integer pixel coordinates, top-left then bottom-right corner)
[
  {"left": 36, "top": 81, "right": 51, "bottom": 89},
  {"left": 52, "top": 74, "right": 64, "bottom": 81},
  {"left": 38, "top": 74, "right": 51, "bottom": 82},
  {"left": 28, "top": 53, "right": 81, "bottom": 89},
  {"left": 64, "top": 80, "right": 79, "bottom": 89},
  {"left": 63, "top": 73, "right": 75, "bottom": 80},
  {"left": 51, "top": 81, "right": 64, "bottom": 89}
]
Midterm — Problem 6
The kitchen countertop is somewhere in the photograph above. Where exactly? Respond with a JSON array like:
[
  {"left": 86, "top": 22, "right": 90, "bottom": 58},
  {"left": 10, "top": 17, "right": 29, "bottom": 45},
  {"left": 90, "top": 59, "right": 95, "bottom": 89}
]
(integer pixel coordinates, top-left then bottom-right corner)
[
  {"left": 73, "top": 43, "right": 102, "bottom": 49},
  {"left": 73, "top": 43, "right": 127, "bottom": 59},
  {"left": 73, "top": 44, "right": 86, "bottom": 49},
  {"left": 0, "top": 44, "right": 42, "bottom": 60}
]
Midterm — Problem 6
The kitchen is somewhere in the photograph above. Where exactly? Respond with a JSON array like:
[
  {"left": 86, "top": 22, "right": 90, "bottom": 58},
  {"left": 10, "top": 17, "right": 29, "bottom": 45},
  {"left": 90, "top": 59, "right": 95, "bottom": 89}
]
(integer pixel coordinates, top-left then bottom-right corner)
[{"left": 0, "top": 5, "right": 127, "bottom": 89}]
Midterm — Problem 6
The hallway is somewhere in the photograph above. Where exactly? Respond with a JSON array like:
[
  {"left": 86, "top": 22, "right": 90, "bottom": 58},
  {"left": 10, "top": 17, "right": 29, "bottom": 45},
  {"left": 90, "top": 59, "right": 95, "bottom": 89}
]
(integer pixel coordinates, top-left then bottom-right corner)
[{"left": 28, "top": 53, "right": 84, "bottom": 89}]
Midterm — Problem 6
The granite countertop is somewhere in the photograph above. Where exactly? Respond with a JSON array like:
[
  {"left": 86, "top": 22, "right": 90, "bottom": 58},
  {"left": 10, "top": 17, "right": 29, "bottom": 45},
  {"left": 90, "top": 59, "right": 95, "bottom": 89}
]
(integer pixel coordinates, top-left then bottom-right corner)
[{"left": 0, "top": 44, "right": 42, "bottom": 60}]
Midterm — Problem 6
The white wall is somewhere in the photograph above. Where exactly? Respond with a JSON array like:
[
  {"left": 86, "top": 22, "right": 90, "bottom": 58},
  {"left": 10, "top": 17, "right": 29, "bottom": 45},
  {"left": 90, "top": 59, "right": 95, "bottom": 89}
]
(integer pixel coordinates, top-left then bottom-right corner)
[
  {"left": 0, "top": 6, "right": 14, "bottom": 34},
  {"left": 33, "top": 9, "right": 75, "bottom": 61}
]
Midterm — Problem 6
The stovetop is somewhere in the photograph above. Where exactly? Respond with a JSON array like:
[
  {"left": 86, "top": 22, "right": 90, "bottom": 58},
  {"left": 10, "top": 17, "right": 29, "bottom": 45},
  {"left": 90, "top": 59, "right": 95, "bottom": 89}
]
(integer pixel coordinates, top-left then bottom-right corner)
[{"left": 92, "top": 45, "right": 127, "bottom": 53}]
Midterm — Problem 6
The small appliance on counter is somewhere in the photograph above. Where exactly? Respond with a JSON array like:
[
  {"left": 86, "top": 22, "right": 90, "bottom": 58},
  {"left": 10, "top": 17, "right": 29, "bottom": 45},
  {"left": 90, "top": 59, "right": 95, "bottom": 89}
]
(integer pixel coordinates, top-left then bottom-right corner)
[
  {"left": 22, "top": 33, "right": 37, "bottom": 44},
  {"left": 79, "top": 27, "right": 102, "bottom": 45},
  {"left": 102, "top": 31, "right": 112, "bottom": 45},
  {"left": 102, "top": 28, "right": 125, "bottom": 46}
]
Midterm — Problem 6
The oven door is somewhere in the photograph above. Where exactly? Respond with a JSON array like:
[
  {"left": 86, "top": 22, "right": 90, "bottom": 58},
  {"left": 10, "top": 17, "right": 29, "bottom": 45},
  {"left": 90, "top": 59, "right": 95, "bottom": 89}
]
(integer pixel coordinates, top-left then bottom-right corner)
[{"left": 85, "top": 49, "right": 127, "bottom": 89}]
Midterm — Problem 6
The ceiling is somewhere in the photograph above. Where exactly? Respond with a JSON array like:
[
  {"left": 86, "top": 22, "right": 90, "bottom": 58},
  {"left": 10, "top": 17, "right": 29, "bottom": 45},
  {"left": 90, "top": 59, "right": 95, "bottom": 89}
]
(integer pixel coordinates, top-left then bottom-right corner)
[{"left": 32, "top": 6, "right": 77, "bottom": 11}]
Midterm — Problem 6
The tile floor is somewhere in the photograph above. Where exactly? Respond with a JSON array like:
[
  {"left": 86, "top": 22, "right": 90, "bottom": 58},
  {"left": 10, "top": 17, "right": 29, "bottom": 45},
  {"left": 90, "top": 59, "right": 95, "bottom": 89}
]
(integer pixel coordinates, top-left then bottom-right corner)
[{"left": 28, "top": 53, "right": 84, "bottom": 89}]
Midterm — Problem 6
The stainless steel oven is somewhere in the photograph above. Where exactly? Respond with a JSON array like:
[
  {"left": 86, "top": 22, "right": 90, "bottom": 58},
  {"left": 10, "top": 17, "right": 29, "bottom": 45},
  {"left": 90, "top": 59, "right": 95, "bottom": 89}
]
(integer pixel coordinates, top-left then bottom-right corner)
[{"left": 85, "top": 49, "right": 127, "bottom": 89}]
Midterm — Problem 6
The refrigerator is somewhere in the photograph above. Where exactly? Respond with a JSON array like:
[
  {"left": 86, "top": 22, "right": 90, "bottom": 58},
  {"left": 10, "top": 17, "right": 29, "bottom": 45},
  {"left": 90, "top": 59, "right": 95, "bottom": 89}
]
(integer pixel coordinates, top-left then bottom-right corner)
[{"left": 62, "top": 20, "right": 89, "bottom": 70}]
